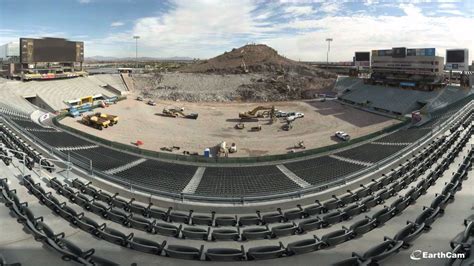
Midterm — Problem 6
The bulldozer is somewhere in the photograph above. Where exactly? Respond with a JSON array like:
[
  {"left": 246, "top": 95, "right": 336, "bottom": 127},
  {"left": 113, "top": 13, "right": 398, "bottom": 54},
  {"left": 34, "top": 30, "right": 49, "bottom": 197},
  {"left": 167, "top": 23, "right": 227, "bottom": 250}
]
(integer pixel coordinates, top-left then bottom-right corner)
[
  {"left": 162, "top": 107, "right": 198, "bottom": 120},
  {"left": 82, "top": 114, "right": 110, "bottom": 130},
  {"left": 239, "top": 105, "right": 276, "bottom": 120},
  {"left": 95, "top": 112, "right": 119, "bottom": 125}
]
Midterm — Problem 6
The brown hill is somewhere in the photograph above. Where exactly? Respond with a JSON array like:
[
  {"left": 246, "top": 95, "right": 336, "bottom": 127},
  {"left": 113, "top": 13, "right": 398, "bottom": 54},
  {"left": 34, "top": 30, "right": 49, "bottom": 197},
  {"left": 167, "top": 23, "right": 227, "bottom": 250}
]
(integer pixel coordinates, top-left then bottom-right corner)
[
  {"left": 135, "top": 44, "right": 337, "bottom": 102},
  {"left": 181, "top": 44, "right": 318, "bottom": 75}
]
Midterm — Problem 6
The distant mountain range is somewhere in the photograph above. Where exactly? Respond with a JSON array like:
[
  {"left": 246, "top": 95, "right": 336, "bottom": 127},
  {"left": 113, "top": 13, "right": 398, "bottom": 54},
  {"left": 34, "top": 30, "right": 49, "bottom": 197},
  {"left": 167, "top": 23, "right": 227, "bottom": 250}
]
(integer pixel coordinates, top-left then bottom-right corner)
[{"left": 85, "top": 56, "right": 194, "bottom": 62}]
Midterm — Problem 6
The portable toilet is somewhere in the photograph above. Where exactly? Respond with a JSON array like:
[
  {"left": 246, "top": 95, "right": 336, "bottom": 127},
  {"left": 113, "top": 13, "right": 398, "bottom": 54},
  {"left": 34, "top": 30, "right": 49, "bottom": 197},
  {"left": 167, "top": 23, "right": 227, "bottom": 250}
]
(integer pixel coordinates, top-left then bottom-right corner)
[{"left": 204, "top": 148, "right": 211, "bottom": 158}]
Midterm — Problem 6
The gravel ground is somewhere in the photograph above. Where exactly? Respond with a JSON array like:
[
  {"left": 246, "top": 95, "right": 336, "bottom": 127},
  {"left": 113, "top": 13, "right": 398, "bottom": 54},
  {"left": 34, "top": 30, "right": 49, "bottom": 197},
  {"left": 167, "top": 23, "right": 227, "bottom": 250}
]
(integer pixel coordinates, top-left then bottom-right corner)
[
  {"left": 133, "top": 73, "right": 263, "bottom": 102},
  {"left": 61, "top": 97, "right": 400, "bottom": 157}
]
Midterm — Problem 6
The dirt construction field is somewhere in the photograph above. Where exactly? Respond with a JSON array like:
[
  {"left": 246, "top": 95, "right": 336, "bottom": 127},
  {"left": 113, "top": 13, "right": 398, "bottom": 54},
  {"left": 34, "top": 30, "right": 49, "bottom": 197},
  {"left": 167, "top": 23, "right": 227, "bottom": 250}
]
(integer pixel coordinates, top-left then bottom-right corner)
[{"left": 61, "top": 97, "right": 400, "bottom": 157}]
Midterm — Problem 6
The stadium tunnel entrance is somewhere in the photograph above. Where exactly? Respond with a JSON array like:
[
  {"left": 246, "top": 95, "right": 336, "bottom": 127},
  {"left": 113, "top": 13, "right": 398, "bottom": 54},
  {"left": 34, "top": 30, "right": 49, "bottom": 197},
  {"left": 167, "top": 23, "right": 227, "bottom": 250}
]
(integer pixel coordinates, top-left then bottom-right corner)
[{"left": 24, "top": 95, "right": 55, "bottom": 112}]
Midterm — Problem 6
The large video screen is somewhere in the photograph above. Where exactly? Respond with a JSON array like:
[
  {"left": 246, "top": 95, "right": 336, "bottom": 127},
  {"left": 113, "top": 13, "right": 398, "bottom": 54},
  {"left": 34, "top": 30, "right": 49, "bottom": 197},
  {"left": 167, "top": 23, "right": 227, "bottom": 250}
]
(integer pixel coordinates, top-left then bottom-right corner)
[
  {"left": 20, "top": 38, "right": 83, "bottom": 63},
  {"left": 446, "top": 50, "right": 465, "bottom": 63},
  {"left": 355, "top": 52, "right": 370, "bottom": 61}
]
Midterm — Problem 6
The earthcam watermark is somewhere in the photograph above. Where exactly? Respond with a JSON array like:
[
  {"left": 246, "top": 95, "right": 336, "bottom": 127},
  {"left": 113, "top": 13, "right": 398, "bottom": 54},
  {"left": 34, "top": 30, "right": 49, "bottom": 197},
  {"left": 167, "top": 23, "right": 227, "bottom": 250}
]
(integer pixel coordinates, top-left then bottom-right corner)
[{"left": 410, "top": 250, "right": 465, "bottom": 260}]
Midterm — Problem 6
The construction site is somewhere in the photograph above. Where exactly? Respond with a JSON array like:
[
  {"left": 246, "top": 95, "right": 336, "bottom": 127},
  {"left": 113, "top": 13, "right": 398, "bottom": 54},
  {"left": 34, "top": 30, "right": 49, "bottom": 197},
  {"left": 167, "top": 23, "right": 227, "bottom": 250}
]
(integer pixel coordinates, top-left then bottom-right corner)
[
  {"left": 54, "top": 44, "right": 396, "bottom": 157},
  {"left": 60, "top": 96, "right": 398, "bottom": 157}
]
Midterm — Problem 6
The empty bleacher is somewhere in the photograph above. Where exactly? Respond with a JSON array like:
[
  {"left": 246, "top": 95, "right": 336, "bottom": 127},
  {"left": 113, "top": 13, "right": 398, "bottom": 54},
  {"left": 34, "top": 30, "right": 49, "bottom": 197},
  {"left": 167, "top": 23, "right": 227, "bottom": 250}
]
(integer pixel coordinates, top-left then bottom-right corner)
[
  {"left": 338, "top": 79, "right": 474, "bottom": 115},
  {"left": 115, "top": 159, "right": 197, "bottom": 193},
  {"left": 28, "top": 131, "right": 93, "bottom": 148},
  {"left": 374, "top": 128, "right": 431, "bottom": 144},
  {"left": 335, "top": 143, "right": 408, "bottom": 164},
  {"left": 283, "top": 156, "right": 365, "bottom": 186},
  {"left": 4, "top": 77, "right": 117, "bottom": 111},
  {"left": 72, "top": 146, "right": 140, "bottom": 171},
  {"left": 194, "top": 166, "right": 301, "bottom": 197}
]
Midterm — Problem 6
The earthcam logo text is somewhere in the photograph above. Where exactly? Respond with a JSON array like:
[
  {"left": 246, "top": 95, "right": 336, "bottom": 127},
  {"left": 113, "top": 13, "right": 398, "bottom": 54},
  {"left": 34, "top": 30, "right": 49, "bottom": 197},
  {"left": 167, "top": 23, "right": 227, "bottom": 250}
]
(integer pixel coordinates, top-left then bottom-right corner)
[{"left": 410, "top": 250, "right": 465, "bottom": 260}]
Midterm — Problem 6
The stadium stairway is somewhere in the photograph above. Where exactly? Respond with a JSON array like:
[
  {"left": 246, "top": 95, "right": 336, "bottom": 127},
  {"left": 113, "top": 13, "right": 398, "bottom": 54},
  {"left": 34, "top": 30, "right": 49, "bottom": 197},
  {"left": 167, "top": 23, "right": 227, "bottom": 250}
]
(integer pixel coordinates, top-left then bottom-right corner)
[
  {"left": 335, "top": 142, "right": 473, "bottom": 265},
  {"left": 0, "top": 120, "right": 466, "bottom": 264},
  {"left": 0, "top": 102, "right": 472, "bottom": 265}
]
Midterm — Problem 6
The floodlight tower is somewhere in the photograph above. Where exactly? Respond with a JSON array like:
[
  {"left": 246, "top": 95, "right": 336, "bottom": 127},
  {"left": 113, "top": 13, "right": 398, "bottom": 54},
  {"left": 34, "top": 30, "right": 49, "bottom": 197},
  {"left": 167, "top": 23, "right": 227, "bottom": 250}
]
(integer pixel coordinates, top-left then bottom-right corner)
[
  {"left": 133, "top": 35, "right": 140, "bottom": 69},
  {"left": 326, "top": 38, "right": 333, "bottom": 68}
]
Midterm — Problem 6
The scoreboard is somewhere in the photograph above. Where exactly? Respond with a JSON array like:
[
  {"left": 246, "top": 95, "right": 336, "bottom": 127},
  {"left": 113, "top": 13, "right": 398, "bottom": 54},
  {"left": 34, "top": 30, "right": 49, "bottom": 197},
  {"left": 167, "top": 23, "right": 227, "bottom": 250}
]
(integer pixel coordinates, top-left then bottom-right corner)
[
  {"left": 445, "top": 49, "right": 468, "bottom": 71},
  {"left": 20, "top": 37, "right": 84, "bottom": 63}
]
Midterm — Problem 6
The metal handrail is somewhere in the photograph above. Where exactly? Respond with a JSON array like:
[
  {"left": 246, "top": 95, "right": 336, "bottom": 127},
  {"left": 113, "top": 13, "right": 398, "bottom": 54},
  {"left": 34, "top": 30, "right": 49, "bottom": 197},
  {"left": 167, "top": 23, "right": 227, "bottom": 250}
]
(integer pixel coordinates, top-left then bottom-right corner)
[{"left": 0, "top": 99, "right": 472, "bottom": 203}]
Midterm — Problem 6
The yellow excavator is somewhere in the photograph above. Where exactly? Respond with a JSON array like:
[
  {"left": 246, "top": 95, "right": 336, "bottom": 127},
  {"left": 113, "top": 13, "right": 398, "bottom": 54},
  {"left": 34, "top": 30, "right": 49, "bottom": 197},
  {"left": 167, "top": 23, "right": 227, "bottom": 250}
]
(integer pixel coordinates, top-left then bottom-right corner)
[
  {"left": 239, "top": 105, "right": 276, "bottom": 119},
  {"left": 162, "top": 107, "right": 198, "bottom": 119},
  {"left": 95, "top": 112, "right": 119, "bottom": 125},
  {"left": 82, "top": 114, "right": 110, "bottom": 130}
]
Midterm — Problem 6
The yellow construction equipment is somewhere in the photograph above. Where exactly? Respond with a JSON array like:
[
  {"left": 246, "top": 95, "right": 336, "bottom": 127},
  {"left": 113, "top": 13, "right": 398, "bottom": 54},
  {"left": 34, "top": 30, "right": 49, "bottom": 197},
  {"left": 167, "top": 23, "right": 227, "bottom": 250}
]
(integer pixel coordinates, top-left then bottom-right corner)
[
  {"left": 81, "top": 114, "right": 110, "bottom": 130},
  {"left": 162, "top": 107, "right": 198, "bottom": 119},
  {"left": 239, "top": 105, "right": 276, "bottom": 119},
  {"left": 95, "top": 113, "right": 119, "bottom": 125}
]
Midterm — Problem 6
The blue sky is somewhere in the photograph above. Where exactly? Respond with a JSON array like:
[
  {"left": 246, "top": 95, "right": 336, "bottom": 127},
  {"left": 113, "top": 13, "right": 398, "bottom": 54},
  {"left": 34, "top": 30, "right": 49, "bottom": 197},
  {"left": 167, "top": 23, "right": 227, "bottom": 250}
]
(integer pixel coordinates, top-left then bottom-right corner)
[{"left": 0, "top": 0, "right": 472, "bottom": 61}]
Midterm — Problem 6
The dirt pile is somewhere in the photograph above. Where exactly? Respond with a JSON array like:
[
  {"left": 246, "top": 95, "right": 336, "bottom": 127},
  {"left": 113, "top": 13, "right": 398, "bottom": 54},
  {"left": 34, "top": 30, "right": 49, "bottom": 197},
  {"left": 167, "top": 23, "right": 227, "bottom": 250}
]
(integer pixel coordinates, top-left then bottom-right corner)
[{"left": 134, "top": 44, "right": 337, "bottom": 102}]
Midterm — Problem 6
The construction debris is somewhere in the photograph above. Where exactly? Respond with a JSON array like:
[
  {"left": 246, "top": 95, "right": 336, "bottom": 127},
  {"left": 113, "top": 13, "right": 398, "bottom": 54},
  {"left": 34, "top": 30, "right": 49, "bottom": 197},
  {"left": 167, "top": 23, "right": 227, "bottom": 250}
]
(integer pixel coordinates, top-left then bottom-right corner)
[
  {"left": 132, "top": 44, "right": 336, "bottom": 103},
  {"left": 160, "top": 146, "right": 180, "bottom": 152}
]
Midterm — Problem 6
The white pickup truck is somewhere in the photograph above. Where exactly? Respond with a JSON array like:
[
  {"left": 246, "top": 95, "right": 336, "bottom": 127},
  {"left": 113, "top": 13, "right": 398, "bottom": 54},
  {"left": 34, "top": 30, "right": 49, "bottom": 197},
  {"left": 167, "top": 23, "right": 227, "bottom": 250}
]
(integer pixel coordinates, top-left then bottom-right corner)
[
  {"left": 335, "top": 131, "right": 350, "bottom": 141},
  {"left": 286, "top": 112, "right": 304, "bottom": 122}
]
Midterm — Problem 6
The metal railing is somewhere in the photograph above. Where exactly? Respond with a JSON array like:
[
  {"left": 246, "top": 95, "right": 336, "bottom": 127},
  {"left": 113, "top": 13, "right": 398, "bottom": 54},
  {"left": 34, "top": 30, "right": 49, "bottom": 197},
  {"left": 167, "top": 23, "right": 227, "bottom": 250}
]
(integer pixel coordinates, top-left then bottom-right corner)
[
  {"left": 52, "top": 112, "right": 410, "bottom": 165},
  {"left": 1, "top": 99, "right": 473, "bottom": 203}
]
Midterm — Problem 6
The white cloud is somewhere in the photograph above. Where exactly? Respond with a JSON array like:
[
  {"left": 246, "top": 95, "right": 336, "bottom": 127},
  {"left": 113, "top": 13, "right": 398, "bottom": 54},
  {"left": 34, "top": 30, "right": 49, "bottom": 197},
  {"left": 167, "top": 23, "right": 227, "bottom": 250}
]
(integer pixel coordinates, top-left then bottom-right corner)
[
  {"left": 261, "top": 9, "right": 473, "bottom": 62},
  {"left": 111, "top": 21, "right": 125, "bottom": 27},
  {"left": 78, "top": 0, "right": 91, "bottom": 4},
  {"left": 437, "top": 9, "right": 463, "bottom": 15},
  {"left": 319, "top": 2, "right": 341, "bottom": 14},
  {"left": 284, "top": 6, "right": 314, "bottom": 16},
  {"left": 399, "top": 3, "right": 423, "bottom": 17},
  {"left": 438, "top": 3, "right": 457, "bottom": 9},
  {"left": 127, "top": 0, "right": 276, "bottom": 57},
  {"left": 83, "top": 0, "right": 473, "bottom": 63}
]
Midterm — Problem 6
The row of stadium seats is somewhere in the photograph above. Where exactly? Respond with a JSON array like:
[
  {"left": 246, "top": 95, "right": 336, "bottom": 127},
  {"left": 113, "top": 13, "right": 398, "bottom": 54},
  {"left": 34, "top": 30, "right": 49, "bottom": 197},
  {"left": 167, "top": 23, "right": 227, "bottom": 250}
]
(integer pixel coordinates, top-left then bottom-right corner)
[
  {"left": 34, "top": 123, "right": 468, "bottom": 245},
  {"left": 335, "top": 147, "right": 473, "bottom": 265},
  {"left": 7, "top": 126, "right": 469, "bottom": 263},
  {"left": 2, "top": 99, "right": 469, "bottom": 200},
  {"left": 0, "top": 121, "right": 54, "bottom": 172},
  {"left": 449, "top": 214, "right": 474, "bottom": 265}
]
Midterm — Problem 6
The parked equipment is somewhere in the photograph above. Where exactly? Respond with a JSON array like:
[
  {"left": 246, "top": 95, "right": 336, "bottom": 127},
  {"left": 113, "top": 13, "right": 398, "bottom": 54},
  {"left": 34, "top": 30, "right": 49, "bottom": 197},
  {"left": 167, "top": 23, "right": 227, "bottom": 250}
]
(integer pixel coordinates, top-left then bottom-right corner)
[
  {"left": 217, "top": 141, "right": 228, "bottom": 157},
  {"left": 162, "top": 107, "right": 198, "bottom": 119},
  {"left": 95, "top": 113, "right": 119, "bottom": 125},
  {"left": 235, "top": 123, "right": 245, "bottom": 129},
  {"left": 239, "top": 106, "right": 276, "bottom": 119},
  {"left": 251, "top": 125, "right": 262, "bottom": 132},
  {"left": 81, "top": 114, "right": 110, "bottom": 130}
]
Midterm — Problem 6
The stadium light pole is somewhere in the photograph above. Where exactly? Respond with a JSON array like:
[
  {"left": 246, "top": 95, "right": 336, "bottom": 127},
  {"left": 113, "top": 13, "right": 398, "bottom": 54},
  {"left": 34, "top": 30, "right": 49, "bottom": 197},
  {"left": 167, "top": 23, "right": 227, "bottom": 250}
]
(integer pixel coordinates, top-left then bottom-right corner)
[
  {"left": 133, "top": 35, "right": 140, "bottom": 70},
  {"left": 325, "top": 38, "right": 333, "bottom": 69}
]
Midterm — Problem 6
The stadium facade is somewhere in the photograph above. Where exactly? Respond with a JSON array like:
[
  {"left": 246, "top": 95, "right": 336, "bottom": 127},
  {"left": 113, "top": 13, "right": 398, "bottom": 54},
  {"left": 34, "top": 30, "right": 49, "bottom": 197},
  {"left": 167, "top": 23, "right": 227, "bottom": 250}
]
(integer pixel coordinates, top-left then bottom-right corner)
[
  {"left": 0, "top": 37, "right": 85, "bottom": 81},
  {"left": 369, "top": 47, "right": 445, "bottom": 90}
]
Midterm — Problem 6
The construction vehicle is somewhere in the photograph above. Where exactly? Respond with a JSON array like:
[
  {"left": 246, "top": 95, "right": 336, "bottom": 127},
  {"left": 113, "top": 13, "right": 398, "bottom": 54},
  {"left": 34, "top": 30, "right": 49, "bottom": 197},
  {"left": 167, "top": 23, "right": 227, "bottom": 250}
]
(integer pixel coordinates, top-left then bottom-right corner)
[
  {"left": 251, "top": 125, "right": 262, "bottom": 132},
  {"left": 239, "top": 106, "right": 276, "bottom": 119},
  {"left": 81, "top": 114, "right": 110, "bottom": 130},
  {"left": 95, "top": 113, "right": 119, "bottom": 125},
  {"left": 162, "top": 107, "right": 198, "bottom": 119},
  {"left": 229, "top": 143, "right": 237, "bottom": 153},
  {"left": 217, "top": 141, "right": 228, "bottom": 157},
  {"left": 294, "top": 141, "right": 306, "bottom": 149}
]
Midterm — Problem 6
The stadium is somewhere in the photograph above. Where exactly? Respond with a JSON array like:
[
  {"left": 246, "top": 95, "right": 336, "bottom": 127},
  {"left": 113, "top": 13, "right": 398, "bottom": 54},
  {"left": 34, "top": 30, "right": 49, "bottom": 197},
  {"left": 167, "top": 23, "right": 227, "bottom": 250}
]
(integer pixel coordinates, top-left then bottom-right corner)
[{"left": 0, "top": 30, "right": 473, "bottom": 266}]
